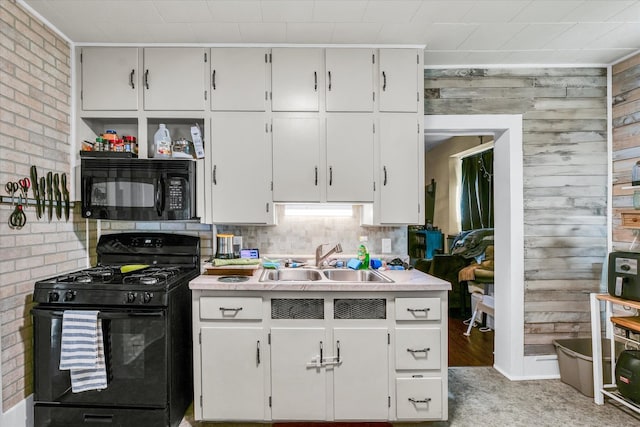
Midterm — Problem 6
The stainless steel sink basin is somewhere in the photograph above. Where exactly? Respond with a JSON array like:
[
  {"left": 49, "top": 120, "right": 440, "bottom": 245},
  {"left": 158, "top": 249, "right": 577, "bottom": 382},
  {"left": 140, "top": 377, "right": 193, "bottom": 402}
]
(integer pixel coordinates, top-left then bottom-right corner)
[
  {"left": 259, "top": 269, "right": 323, "bottom": 282},
  {"left": 322, "top": 269, "right": 393, "bottom": 283}
]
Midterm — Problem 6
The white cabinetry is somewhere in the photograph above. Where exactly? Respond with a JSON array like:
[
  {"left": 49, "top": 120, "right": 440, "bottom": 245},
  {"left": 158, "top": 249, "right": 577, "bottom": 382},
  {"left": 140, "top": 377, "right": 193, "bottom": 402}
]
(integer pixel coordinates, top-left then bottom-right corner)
[
  {"left": 325, "top": 48, "right": 374, "bottom": 112},
  {"left": 378, "top": 114, "right": 421, "bottom": 224},
  {"left": 272, "top": 116, "right": 322, "bottom": 202},
  {"left": 326, "top": 115, "right": 374, "bottom": 202},
  {"left": 80, "top": 47, "right": 139, "bottom": 111},
  {"left": 271, "top": 48, "right": 324, "bottom": 112},
  {"left": 210, "top": 48, "right": 269, "bottom": 111},
  {"left": 378, "top": 49, "right": 419, "bottom": 112},
  {"left": 143, "top": 47, "right": 206, "bottom": 111},
  {"left": 210, "top": 113, "right": 273, "bottom": 224}
]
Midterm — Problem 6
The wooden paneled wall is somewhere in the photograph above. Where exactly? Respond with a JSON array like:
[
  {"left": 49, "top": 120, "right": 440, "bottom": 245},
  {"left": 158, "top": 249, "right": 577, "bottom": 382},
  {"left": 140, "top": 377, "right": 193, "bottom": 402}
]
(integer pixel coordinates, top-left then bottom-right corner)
[
  {"left": 425, "top": 68, "right": 608, "bottom": 355},
  {"left": 612, "top": 53, "right": 640, "bottom": 249}
]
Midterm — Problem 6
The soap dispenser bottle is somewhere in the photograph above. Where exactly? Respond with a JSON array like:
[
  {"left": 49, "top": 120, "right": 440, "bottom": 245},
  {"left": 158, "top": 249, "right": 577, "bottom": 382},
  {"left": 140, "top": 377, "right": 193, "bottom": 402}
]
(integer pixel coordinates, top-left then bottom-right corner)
[{"left": 357, "top": 244, "right": 370, "bottom": 270}]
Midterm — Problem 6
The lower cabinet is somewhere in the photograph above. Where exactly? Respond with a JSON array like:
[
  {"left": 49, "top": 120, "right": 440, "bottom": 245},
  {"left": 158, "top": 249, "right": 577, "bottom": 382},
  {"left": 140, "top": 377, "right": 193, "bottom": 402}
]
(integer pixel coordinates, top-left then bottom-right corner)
[{"left": 192, "top": 292, "right": 447, "bottom": 422}]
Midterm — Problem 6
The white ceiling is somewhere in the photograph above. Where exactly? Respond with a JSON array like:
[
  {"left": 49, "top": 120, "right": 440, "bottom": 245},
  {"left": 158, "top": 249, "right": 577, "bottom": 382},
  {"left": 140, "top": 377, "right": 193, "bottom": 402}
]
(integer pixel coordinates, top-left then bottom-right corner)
[{"left": 20, "top": 0, "right": 640, "bottom": 66}]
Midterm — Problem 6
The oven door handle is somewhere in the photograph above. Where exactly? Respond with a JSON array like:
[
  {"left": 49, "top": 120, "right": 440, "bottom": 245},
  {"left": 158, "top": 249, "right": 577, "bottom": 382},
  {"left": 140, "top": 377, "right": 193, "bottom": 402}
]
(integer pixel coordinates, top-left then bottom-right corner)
[{"left": 31, "top": 308, "right": 165, "bottom": 319}]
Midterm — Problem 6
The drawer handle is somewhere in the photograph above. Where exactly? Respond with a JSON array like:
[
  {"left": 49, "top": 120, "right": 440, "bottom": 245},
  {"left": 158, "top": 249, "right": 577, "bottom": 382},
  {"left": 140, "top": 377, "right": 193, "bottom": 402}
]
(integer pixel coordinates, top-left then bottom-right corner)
[
  {"left": 408, "top": 397, "right": 431, "bottom": 404},
  {"left": 219, "top": 307, "right": 243, "bottom": 312},
  {"left": 407, "top": 347, "right": 430, "bottom": 354},
  {"left": 407, "top": 308, "right": 430, "bottom": 313}
]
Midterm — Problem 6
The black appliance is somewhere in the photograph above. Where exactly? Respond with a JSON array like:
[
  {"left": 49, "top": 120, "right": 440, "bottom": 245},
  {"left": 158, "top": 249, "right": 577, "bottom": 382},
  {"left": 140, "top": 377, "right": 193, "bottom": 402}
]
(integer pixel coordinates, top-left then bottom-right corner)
[
  {"left": 607, "top": 251, "right": 640, "bottom": 302},
  {"left": 32, "top": 232, "right": 200, "bottom": 427},
  {"left": 616, "top": 350, "right": 640, "bottom": 404},
  {"left": 81, "top": 158, "right": 196, "bottom": 221}
]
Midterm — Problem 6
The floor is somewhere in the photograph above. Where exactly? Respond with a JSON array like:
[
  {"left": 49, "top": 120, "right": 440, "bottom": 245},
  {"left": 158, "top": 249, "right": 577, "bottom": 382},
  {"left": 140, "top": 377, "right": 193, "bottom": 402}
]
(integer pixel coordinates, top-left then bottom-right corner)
[
  {"left": 448, "top": 313, "right": 494, "bottom": 367},
  {"left": 180, "top": 367, "right": 640, "bottom": 426}
]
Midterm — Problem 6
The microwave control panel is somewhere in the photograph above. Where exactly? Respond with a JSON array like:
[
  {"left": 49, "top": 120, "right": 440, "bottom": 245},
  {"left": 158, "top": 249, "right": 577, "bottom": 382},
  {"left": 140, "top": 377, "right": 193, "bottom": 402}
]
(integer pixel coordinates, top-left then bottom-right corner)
[{"left": 168, "top": 178, "right": 187, "bottom": 210}]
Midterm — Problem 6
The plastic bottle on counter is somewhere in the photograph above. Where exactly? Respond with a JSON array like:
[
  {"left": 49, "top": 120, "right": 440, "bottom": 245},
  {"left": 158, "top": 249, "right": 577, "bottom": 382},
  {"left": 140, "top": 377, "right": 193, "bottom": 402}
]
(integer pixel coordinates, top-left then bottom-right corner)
[
  {"left": 153, "top": 124, "right": 172, "bottom": 158},
  {"left": 357, "top": 244, "right": 369, "bottom": 270}
]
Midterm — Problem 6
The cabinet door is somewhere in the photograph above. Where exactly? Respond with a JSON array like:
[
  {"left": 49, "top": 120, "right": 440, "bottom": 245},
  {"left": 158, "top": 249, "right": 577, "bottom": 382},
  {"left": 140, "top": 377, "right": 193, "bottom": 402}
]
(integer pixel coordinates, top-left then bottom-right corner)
[
  {"left": 270, "top": 328, "right": 326, "bottom": 420},
  {"left": 81, "top": 47, "right": 139, "bottom": 111},
  {"left": 211, "top": 48, "right": 269, "bottom": 111},
  {"left": 379, "top": 114, "right": 420, "bottom": 224},
  {"left": 211, "top": 113, "right": 273, "bottom": 223},
  {"left": 272, "top": 117, "right": 321, "bottom": 202},
  {"left": 325, "top": 48, "right": 374, "bottom": 112},
  {"left": 200, "top": 327, "right": 265, "bottom": 420},
  {"left": 333, "top": 328, "right": 389, "bottom": 420},
  {"left": 378, "top": 49, "right": 418, "bottom": 112},
  {"left": 326, "top": 115, "right": 374, "bottom": 202},
  {"left": 143, "top": 47, "right": 205, "bottom": 110},
  {"left": 271, "top": 48, "right": 323, "bottom": 111}
]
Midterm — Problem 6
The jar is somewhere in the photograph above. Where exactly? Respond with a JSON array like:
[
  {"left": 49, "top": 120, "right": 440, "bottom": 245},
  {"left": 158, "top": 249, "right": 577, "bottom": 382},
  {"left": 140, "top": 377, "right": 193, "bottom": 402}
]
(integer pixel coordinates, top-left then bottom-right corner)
[{"left": 633, "top": 161, "right": 640, "bottom": 186}]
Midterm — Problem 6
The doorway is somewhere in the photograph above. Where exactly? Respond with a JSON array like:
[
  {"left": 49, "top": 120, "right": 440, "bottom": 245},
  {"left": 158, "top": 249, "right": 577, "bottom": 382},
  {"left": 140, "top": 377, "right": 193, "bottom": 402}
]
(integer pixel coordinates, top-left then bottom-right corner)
[{"left": 424, "top": 115, "right": 525, "bottom": 379}]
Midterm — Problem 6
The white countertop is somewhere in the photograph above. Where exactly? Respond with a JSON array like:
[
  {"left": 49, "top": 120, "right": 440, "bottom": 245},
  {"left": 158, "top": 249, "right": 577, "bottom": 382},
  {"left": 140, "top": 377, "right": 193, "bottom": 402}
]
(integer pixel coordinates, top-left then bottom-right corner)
[{"left": 189, "top": 268, "right": 451, "bottom": 292}]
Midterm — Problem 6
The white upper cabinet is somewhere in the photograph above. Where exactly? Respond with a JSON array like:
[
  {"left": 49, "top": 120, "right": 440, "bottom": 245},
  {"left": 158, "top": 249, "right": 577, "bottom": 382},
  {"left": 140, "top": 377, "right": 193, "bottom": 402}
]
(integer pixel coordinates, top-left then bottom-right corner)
[
  {"left": 211, "top": 113, "right": 273, "bottom": 224},
  {"left": 379, "top": 114, "right": 420, "bottom": 224},
  {"left": 271, "top": 48, "right": 324, "bottom": 112},
  {"left": 326, "top": 115, "right": 374, "bottom": 202},
  {"left": 272, "top": 116, "right": 322, "bottom": 202},
  {"left": 210, "top": 48, "right": 269, "bottom": 111},
  {"left": 80, "top": 47, "right": 139, "bottom": 111},
  {"left": 378, "top": 49, "right": 419, "bottom": 112},
  {"left": 325, "top": 48, "right": 374, "bottom": 112},
  {"left": 143, "top": 47, "right": 206, "bottom": 110}
]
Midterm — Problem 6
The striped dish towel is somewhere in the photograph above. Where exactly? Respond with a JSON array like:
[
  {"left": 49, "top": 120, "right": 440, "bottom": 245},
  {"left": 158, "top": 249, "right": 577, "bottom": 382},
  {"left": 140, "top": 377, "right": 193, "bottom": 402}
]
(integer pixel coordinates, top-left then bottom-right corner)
[{"left": 59, "top": 310, "right": 108, "bottom": 393}]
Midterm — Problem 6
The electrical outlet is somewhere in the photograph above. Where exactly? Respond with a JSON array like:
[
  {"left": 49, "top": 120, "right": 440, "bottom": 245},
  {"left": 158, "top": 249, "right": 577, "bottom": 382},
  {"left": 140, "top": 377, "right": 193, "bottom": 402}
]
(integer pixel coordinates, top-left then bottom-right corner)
[
  {"left": 382, "top": 238, "right": 392, "bottom": 253},
  {"left": 359, "top": 235, "right": 368, "bottom": 242}
]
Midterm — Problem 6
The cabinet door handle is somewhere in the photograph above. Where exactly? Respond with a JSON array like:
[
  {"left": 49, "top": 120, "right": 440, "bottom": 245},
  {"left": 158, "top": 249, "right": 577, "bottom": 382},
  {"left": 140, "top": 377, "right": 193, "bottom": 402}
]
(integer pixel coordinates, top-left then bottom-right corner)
[
  {"left": 256, "top": 341, "right": 261, "bottom": 365},
  {"left": 213, "top": 165, "right": 217, "bottom": 185},
  {"left": 328, "top": 71, "right": 332, "bottom": 91},
  {"left": 407, "top": 347, "right": 430, "bottom": 354},
  {"left": 382, "top": 71, "right": 387, "bottom": 91},
  {"left": 407, "top": 307, "right": 430, "bottom": 313},
  {"left": 129, "top": 69, "right": 135, "bottom": 89},
  {"left": 144, "top": 69, "right": 149, "bottom": 89},
  {"left": 336, "top": 340, "right": 340, "bottom": 363},
  {"left": 314, "top": 71, "right": 317, "bottom": 91},
  {"left": 319, "top": 341, "right": 323, "bottom": 363},
  {"left": 408, "top": 397, "right": 431, "bottom": 404},
  {"left": 314, "top": 166, "right": 318, "bottom": 186},
  {"left": 383, "top": 166, "right": 388, "bottom": 186},
  {"left": 219, "top": 306, "right": 243, "bottom": 312},
  {"left": 212, "top": 70, "right": 216, "bottom": 90},
  {"left": 329, "top": 166, "right": 333, "bottom": 186}
]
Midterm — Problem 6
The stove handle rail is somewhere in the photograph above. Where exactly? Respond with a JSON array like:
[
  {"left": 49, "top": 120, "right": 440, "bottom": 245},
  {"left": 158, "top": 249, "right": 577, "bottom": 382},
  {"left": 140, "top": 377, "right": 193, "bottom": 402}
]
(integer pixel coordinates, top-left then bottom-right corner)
[{"left": 31, "top": 307, "right": 165, "bottom": 319}]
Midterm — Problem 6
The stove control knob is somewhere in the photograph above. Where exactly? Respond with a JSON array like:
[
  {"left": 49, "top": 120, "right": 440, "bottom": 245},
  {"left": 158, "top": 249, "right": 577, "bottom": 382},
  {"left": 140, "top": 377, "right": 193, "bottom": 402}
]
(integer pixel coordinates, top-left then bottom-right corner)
[
  {"left": 143, "top": 292, "right": 153, "bottom": 303},
  {"left": 126, "top": 292, "right": 136, "bottom": 303},
  {"left": 64, "top": 290, "right": 76, "bottom": 301},
  {"left": 48, "top": 292, "right": 60, "bottom": 302}
]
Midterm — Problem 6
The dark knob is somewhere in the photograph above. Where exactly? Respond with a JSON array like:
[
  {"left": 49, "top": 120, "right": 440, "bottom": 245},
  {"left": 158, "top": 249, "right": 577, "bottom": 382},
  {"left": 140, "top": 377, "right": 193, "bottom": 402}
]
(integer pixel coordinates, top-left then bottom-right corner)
[
  {"left": 143, "top": 292, "right": 152, "bottom": 303},
  {"left": 126, "top": 292, "right": 136, "bottom": 303},
  {"left": 621, "top": 264, "right": 631, "bottom": 271},
  {"left": 64, "top": 290, "right": 76, "bottom": 301},
  {"left": 48, "top": 291, "right": 59, "bottom": 302}
]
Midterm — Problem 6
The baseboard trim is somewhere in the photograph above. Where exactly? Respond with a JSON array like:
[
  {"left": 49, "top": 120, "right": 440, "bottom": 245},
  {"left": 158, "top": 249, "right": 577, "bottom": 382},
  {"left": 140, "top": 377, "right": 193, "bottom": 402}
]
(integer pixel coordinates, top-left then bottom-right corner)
[
  {"left": 494, "top": 355, "right": 561, "bottom": 381},
  {"left": 1, "top": 394, "right": 32, "bottom": 427}
]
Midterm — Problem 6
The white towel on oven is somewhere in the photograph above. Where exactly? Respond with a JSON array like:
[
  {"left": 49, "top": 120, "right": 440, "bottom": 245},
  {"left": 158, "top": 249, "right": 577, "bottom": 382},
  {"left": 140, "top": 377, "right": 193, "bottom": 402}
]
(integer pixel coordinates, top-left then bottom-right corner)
[{"left": 59, "top": 310, "right": 107, "bottom": 392}]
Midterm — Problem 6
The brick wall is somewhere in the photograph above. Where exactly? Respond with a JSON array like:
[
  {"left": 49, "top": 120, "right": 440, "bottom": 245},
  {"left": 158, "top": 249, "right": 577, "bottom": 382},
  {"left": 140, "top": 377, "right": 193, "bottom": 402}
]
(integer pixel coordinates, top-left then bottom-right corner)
[{"left": 0, "top": 0, "right": 89, "bottom": 412}]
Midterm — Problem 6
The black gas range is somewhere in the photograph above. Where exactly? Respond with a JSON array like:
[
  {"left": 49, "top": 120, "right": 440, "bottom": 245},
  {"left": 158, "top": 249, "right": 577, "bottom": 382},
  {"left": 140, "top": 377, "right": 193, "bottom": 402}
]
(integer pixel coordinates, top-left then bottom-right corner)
[{"left": 32, "top": 232, "right": 200, "bottom": 427}]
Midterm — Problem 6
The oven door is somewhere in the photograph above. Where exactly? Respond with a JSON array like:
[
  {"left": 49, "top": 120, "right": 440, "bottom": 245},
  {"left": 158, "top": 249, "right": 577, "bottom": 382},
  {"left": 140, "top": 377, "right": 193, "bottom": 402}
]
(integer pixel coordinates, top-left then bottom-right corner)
[{"left": 32, "top": 307, "right": 168, "bottom": 407}]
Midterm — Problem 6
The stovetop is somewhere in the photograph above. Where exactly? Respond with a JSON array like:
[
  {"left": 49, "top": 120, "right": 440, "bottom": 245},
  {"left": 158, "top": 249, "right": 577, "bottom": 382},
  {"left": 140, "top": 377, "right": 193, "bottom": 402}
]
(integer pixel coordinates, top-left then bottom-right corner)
[{"left": 33, "top": 232, "right": 201, "bottom": 307}]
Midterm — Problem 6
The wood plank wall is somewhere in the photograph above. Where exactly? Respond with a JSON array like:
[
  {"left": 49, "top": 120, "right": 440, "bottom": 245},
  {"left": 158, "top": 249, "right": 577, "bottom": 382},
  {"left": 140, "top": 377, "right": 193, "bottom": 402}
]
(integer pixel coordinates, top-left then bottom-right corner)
[
  {"left": 612, "top": 53, "right": 640, "bottom": 249},
  {"left": 425, "top": 68, "right": 608, "bottom": 355}
]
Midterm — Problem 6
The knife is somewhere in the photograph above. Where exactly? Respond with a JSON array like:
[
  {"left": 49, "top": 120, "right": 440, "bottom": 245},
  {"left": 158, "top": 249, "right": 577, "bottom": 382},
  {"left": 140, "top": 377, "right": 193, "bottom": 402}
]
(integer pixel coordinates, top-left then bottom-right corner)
[
  {"left": 46, "top": 171, "right": 53, "bottom": 221},
  {"left": 53, "top": 173, "right": 62, "bottom": 220},
  {"left": 61, "top": 173, "right": 70, "bottom": 221},
  {"left": 39, "top": 177, "right": 45, "bottom": 220},
  {"left": 30, "top": 165, "right": 41, "bottom": 219}
]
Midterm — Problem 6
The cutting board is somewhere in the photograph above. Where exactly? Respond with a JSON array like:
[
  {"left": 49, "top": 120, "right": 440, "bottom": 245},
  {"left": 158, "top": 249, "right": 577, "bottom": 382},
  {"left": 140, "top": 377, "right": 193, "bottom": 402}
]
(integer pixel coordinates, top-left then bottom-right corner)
[{"left": 204, "top": 263, "right": 259, "bottom": 276}]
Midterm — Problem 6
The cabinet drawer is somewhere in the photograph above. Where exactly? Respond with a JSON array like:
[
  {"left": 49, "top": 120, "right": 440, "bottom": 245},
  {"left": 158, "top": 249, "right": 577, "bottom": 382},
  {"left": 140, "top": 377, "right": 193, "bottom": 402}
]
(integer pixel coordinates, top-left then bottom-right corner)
[
  {"left": 200, "top": 297, "right": 263, "bottom": 320},
  {"left": 395, "top": 328, "right": 440, "bottom": 370},
  {"left": 395, "top": 298, "right": 440, "bottom": 321},
  {"left": 396, "top": 377, "right": 442, "bottom": 420}
]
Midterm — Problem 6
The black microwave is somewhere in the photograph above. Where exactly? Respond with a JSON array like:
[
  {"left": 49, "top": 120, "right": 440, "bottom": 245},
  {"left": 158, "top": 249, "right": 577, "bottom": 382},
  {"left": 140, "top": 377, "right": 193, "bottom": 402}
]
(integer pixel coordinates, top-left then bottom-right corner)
[{"left": 81, "top": 158, "right": 196, "bottom": 221}]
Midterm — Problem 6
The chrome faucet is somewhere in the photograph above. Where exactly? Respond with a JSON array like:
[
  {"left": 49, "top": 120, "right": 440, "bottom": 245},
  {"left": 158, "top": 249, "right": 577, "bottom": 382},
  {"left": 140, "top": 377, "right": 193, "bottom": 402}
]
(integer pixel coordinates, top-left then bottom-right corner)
[{"left": 315, "top": 243, "right": 343, "bottom": 267}]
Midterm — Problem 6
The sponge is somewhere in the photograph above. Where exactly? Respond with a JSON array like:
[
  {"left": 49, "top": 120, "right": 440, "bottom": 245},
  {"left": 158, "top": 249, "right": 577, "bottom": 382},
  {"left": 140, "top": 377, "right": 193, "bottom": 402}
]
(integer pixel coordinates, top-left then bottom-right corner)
[{"left": 347, "top": 258, "right": 362, "bottom": 270}]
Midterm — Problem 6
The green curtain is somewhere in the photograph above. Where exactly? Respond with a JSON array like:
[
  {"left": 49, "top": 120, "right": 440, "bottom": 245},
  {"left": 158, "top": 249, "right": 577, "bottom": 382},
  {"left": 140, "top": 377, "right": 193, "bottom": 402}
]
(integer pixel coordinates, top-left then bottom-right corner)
[{"left": 460, "top": 149, "right": 494, "bottom": 230}]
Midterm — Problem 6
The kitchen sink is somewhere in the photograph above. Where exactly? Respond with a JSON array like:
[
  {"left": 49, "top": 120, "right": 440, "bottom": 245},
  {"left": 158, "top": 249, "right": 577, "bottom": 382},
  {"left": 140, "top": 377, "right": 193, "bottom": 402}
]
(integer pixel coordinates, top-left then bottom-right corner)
[
  {"left": 322, "top": 269, "right": 393, "bottom": 283},
  {"left": 259, "top": 269, "right": 323, "bottom": 282}
]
